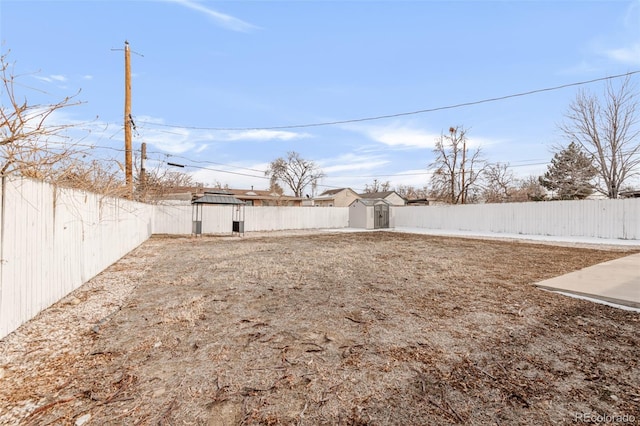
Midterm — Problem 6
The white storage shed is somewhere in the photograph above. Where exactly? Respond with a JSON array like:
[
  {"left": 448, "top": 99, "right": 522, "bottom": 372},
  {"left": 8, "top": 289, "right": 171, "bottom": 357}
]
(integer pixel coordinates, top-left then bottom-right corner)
[{"left": 349, "top": 198, "right": 391, "bottom": 229}]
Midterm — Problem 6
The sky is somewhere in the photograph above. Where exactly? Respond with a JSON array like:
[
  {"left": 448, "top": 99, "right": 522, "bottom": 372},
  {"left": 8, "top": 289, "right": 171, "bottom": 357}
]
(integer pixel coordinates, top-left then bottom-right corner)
[{"left": 1, "top": 0, "right": 639, "bottom": 196}]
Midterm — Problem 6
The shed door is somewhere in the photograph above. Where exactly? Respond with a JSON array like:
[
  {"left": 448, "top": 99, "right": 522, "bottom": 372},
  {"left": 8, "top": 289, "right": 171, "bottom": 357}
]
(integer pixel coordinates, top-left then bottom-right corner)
[{"left": 374, "top": 204, "right": 389, "bottom": 229}]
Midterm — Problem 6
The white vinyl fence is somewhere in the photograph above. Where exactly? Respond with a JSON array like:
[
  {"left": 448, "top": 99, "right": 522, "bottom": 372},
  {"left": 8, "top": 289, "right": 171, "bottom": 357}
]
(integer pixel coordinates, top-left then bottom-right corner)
[
  {"left": 393, "top": 198, "right": 640, "bottom": 240},
  {"left": 2, "top": 176, "right": 639, "bottom": 340},
  {"left": 152, "top": 205, "right": 350, "bottom": 234},
  {"left": 0, "top": 177, "right": 153, "bottom": 339}
]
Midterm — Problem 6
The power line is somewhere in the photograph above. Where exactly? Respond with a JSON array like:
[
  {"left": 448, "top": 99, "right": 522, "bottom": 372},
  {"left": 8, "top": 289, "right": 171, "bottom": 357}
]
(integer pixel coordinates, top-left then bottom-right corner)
[
  {"left": 136, "top": 70, "right": 640, "bottom": 131},
  {"left": 40, "top": 137, "right": 637, "bottom": 185},
  {"left": 164, "top": 161, "right": 269, "bottom": 180}
]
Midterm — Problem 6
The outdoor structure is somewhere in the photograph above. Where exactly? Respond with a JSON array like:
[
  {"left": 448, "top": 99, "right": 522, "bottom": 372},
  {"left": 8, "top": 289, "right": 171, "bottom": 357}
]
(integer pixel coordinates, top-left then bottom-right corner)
[
  {"left": 225, "top": 189, "right": 303, "bottom": 206},
  {"left": 146, "top": 186, "right": 303, "bottom": 207},
  {"left": 359, "top": 191, "right": 406, "bottom": 206},
  {"left": 349, "top": 198, "right": 391, "bottom": 229},
  {"left": 310, "top": 188, "right": 360, "bottom": 207},
  {"left": 192, "top": 192, "right": 245, "bottom": 236}
]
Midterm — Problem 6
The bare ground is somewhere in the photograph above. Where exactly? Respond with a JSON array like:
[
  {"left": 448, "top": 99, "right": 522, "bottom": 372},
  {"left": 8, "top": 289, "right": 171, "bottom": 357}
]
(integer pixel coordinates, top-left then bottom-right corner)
[{"left": 1, "top": 231, "right": 639, "bottom": 425}]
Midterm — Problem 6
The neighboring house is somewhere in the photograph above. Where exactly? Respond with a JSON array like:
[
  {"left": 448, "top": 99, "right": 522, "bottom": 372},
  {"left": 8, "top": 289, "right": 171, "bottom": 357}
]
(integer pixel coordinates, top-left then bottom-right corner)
[
  {"left": 620, "top": 190, "right": 640, "bottom": 198},
  {"left": 149, "top": 186, "right": 303, "bottom": 206},
  {"left": 310, "top": 188, "right": 360, "bottom": 207},
  {"left": 358, "top": 191, "right": 406, "bottom": 206},
  {"left": 149, "top": 185, "right": 202, "bottom": 205},
  {"left": 225, "top": 189, "right": 303, "bottom": 206}
]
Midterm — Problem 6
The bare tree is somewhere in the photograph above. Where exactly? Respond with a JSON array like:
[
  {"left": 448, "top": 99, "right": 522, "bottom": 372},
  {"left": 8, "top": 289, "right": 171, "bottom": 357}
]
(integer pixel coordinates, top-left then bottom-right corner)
[
  {"left": 268, "top": 175, "right": 284, "bottom": 195},
  {"left": 363, "top": 179, "right": 391, "bottom": 194},
  {"left": 482, "top": 162, "right": 516, "bottom": 203},
  {"left": 265, "top": 151, "right": 324, "bottom": 197},
  {"left": 395, "top": 184, "right": 428, "bottom": 200},
  {"left": 134, "top": 158, "right": 196, "bottom": 202},
  {"left": 428, "top": 126, "right": 485, "bottom": 204},
  {"left": 1, "top": 52, "right": 85, "bottom": 179},
  {"left": 211, "top": 181, "right": 230, "bottom": 190},
  {"left": 57, "top": 158, "right": 127, "bottom": 196},
  {"left": 510, "top": 175, "right": 547, "bottom": 202},
  {"left": 559, "top": 77, "right": 640, "bottom": 198}
]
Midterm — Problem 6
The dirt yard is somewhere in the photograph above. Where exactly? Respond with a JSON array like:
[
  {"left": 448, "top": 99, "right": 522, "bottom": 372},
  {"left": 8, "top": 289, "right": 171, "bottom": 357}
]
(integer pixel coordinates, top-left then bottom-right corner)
[{"left": 1, "top": 231, "right": 639, "bottom": 425}]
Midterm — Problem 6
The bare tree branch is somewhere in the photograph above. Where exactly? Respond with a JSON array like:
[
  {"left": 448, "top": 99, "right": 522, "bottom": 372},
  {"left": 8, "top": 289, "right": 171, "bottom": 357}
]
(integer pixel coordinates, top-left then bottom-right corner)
[
  {"left": 428, "top": 126, "right": 486, "bottom": 204},
  {"left": 559, "top": 77, "right": 640, "bottom": 198},
  {"left": 363, "top": 179, "right": 391, "bottom": 194},
  {"left": 265, "top": 151, "right": 324, "bottom": 197},
  {"left": 1, "top": 51, "right": 86, "bottom": 180}
]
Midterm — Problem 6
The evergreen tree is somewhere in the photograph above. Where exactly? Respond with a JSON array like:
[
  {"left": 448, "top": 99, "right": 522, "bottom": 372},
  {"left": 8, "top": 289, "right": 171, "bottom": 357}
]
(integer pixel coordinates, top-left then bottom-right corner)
[{"left": 539, "top": 142, "right": 598, "bottom": 200}]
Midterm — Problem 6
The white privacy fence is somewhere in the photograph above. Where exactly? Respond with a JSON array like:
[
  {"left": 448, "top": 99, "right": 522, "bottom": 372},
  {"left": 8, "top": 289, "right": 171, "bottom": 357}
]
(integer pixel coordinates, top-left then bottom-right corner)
[
  {"left": 393, "top": 198, "right": 640, "bottom": 240},
  {"left": 2, "top": 176, "right": 639, "bottom": 340},
  {"left": 152, "top": 205, "right": 350, "bottom": 234},
  {"left": 0, "top": 184, "right": 349, "bottom": 338},
  {"left": 0, "top": 177, "right": 153, "bottom": 339}
]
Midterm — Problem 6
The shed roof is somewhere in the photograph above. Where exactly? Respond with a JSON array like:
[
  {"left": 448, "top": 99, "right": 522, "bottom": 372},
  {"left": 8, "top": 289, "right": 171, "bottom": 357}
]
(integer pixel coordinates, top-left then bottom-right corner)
[
  {"left": 350, "top": 198, "right": 391, "bottom": 206},
  {"left": 192, "top": 193, "right": 244, "bottom": 205}
]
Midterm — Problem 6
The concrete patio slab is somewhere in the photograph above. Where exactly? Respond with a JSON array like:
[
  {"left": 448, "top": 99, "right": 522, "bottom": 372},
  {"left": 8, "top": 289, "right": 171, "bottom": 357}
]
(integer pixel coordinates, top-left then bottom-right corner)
[{"left": 535, "top": 253, "right": 640, "bottom": 309}]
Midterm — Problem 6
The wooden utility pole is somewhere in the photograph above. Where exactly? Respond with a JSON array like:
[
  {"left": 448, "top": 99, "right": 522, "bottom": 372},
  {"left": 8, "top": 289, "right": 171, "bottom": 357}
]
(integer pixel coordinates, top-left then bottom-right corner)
[
  {"left": 124, "top": 40, "right": 133, "bottom": 198},
  {"left": 140, "top": 142, "right": 147, "bottom": 189},
  {"left": 461, "top": 136, "right": 466, "bottom": 205}
]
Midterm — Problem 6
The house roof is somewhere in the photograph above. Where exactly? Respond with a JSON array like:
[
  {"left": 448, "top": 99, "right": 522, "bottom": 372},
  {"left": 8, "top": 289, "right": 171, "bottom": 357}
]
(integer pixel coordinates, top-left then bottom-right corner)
[
  {"left": 620, "top": 190, "right": 640, "bottom": 198},
  {"left": 192, "top": 192, "right": 244, "bottom": 205},
  {"left": 225, "top": 188, "right": 302, "bottom": 201},
  {"left": 359, "top": 191, "right": 403, "bottom": 200},
  {"left": 319, "top": 188, "right": 355, "bottom": 197}
]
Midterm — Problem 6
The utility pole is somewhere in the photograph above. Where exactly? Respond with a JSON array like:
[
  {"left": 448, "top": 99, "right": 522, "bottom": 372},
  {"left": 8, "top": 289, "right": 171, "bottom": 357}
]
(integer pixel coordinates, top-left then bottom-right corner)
[
  {"left": 124, "top": 40, "right": 133, "bottom": 198},
  {"left": 461, "top": 136, "right": 466, "bottom": 205},
  {"left": 140, "top": 142, "right": 147, "bottom": 190}
]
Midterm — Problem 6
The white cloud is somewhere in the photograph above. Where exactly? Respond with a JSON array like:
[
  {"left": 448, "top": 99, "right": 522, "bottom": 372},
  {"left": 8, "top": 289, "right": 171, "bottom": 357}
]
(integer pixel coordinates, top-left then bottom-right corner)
[
  {"left": 142, "top": 128, "right": 195, "bottom": 154},
  {"left": 346, "top": 122, "right": 496, "bottom": 151},
  {"left": 386, "top": 169, "right": 433, "bottom": 188},
  {"left": 34, "top": 74, "right": 68, "bottom": 83},
  {"left": 319, "top": 153, "right": 389, "bottom": 174},
  {"left": 595, "top": 1, "right": 640, "bottom": 66},
  {"left": 604, "top": 42, "right": 640, "bottom": 66},
  {"left": 368, "top": 126, "right": 439, "bottom": 149},
  {"left": 167, "top": 0, "right": 258, "bottom": 32},
  {"left": 222, "top": 129, "right": 310, "bottom": 141},
  {"left": 344, "top": 122, "right": 440, "bottom": 149},
  {"left": 135, "top": 116, "right": 310, "bottom": 154}
]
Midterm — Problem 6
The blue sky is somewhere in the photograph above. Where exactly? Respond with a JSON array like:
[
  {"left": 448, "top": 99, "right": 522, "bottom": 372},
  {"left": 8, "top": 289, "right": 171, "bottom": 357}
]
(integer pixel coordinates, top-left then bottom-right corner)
[{"left": 1, "top": 0, "right": 639, "bottom": 195}]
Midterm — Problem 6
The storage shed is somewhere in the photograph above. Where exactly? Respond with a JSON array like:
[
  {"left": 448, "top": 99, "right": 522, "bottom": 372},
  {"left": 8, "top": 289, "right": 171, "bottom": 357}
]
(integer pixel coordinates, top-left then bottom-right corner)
[
  {"left": 192, "top": 192, "right": 245, "bottom": 236},
  {"left": 349, "top": 198, "right": 391, "bottom": 229}
]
